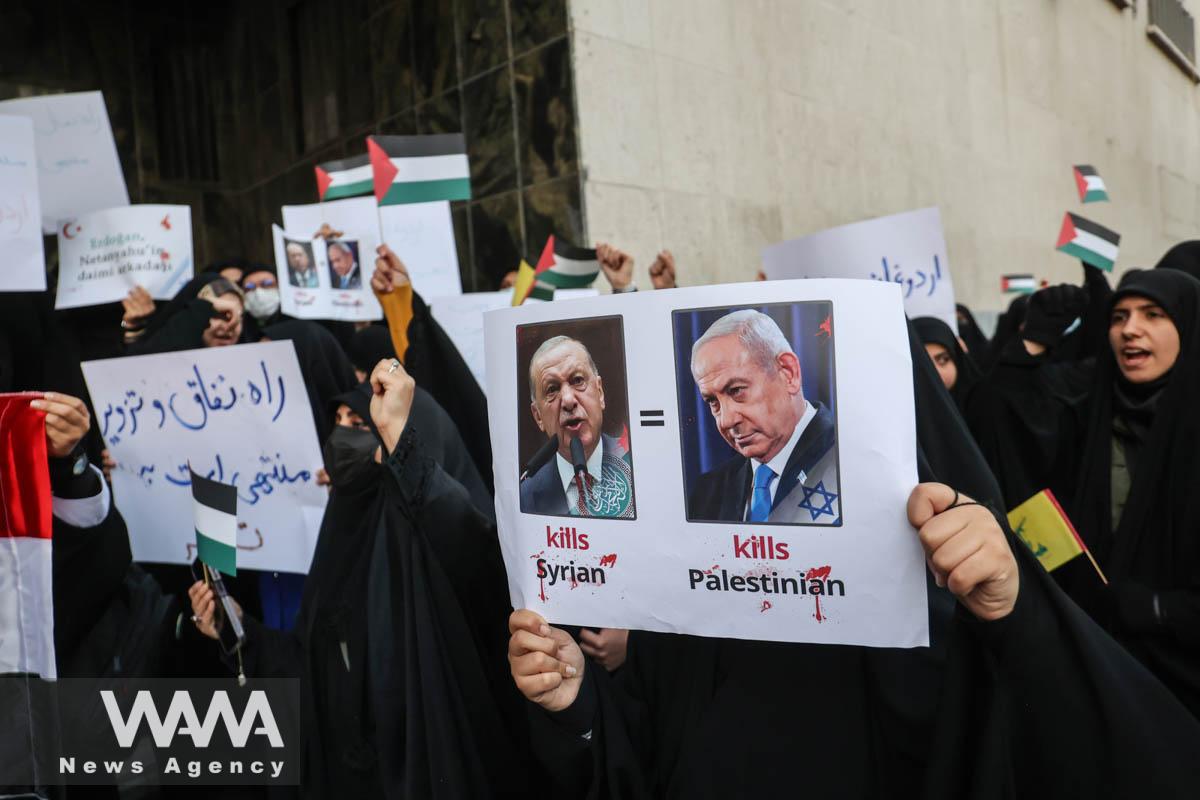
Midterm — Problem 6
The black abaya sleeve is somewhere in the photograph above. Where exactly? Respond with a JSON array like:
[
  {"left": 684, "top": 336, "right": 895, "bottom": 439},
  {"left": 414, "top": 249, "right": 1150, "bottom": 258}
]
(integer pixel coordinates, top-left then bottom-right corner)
[
  {"left": 126, "top": 299, "right": 214, "bottom": 355},
  {"left": 230, "top": 615, "right": 304, "bottom": 680}
]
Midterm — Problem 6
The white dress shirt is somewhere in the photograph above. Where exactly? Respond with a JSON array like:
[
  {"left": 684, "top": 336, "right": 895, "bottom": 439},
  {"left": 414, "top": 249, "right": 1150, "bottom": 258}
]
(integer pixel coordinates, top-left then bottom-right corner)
[{"left": 744, "top": 401, "right": 816, "bottom": 519}]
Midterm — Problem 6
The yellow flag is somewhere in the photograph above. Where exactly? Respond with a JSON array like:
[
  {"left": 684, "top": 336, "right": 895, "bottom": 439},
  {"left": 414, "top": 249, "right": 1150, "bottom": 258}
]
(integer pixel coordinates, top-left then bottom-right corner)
[
  {"left": 1007, "top": 489, "right": 1107, "bottom": 583},
  {"left": 510, "top": 259, "right": 536, "bottom": 306}
]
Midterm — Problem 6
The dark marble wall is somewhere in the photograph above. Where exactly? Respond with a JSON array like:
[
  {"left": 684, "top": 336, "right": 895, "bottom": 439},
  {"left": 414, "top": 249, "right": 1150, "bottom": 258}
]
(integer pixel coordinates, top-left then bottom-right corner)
[{"left": 2, "top": 0, "right": 582, "bottom": 292}]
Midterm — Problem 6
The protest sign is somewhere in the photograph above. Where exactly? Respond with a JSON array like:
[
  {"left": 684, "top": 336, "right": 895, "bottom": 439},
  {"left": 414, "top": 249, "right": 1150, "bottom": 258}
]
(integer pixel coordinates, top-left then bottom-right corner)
[
  {"left": 281, "top": 195, "right": 380, "bottom": 242},
  {"left": 0, "top": 91, "right": 129, "bottom": 234},
  {"left": 484, "top": 279, "right": 927, "bottom": 648},
  {"left": 55, "top": 205, "right": 193, "bottom": 310},
  {"left": 81, "top": 341, "right": 327, "bottom": 574},
  {"left": 378, "top": 201, "right": 462, "bottom": 298},
  {"left": 0, "top": 116, "right": 46, "bottom": 291},
  {"left": 762, "top": 207, "right": 957, "bottom": 332},
  {"left": 271, "top": 225, "right": 382, "bottom": 322},
  {"left": 429, "top": 288, "right": 597, "bottom": 390}
]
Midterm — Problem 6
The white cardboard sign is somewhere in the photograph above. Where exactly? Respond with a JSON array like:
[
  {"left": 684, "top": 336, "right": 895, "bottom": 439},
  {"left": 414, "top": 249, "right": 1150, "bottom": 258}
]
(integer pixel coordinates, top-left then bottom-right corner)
[
  {"left": 484, "top": 279, "right": 928, "bottom": 648},
  {"left": 762, "top": 207, "right": 958, "bottom": 332},
  {"left": 0, "top": 116, "right": 46, "bottom": 291},
  {"left": 271, "top": 224, "right": 382, "bottom": 322},
  {"left": 0, "top": 91, "right": 129, "bottom": 234},
  {"left": 55, "top": 204, "right": 193, "bottom": 310},
  {"left": 81, "top": 341, "right": 327, "bottom": 574}
]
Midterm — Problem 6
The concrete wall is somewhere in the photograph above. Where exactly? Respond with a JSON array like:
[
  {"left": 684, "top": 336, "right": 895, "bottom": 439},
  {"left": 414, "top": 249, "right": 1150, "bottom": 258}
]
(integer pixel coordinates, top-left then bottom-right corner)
[{"left": 570, "top": 0, "right": 1200, "bottom": 310}]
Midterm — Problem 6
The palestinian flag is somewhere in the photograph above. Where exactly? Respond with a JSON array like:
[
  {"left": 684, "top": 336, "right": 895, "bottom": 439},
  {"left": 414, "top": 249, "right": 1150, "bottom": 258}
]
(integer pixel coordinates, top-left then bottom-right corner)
[
  {"left": 192, "top": 467, "right": 238, "bottom": 577},
  {"left": 315, "top": 154, "right": 373, "bottom": 201},
  {"left": 1073, "top": 165, "right": 1109, "bottom": 203},
  {"left": 1001, "top": 274, "right": 1038, "bottom": 293},
  {"left": 1008, "top": 489, "right": 1107, "bottom": 583},
  {"left": 0, "top": 394, "right": 56, "bottom": 679},
  {"left": 511, "top": 259, "right": 553, "bottom": 306},
  {"left": 1056, "top": 212, "right": 1120, "bottom": 271},
  {"left": 367, "top": 133, "right": 471, "bottom": 205},
  {"left": 514, "top": 235, "right": 599, "bottom": 304}
]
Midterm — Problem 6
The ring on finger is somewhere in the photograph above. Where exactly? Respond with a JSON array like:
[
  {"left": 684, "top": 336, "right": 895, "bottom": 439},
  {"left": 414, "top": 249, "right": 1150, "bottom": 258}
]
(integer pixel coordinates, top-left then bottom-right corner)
[{"left": 387, "top": 359, "right": 400, "bottom": 374}]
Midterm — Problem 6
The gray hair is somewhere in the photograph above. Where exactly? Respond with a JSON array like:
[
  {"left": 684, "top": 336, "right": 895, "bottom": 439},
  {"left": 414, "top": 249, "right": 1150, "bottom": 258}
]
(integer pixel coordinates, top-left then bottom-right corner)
[
  {"left": 328, "top": 241, "right": 353, "bottom": 257},
  {"left": 691, "top": 309, "right": 794, "bottom": 375},
  {"left": 528, "top": 335, "right": 599, "bottom": 400}
]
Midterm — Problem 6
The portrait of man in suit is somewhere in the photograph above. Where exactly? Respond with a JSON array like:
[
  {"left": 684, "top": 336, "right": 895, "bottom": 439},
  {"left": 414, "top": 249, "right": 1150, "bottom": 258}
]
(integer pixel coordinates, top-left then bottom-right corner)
[
  {"left": 327, "top": 240, "right": 361, "bottom": 289},
  {"left": 519, "top": 333, "right": 635, "bottom": 519},
  {"left": 684, "top": 308, "right": 840, "bottom": 525}
]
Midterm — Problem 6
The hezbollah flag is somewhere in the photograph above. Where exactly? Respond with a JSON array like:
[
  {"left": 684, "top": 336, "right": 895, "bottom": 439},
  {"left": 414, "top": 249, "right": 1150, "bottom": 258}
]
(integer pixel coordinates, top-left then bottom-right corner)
[
  {"left": 1056, "top": 212, "right": 1120, "bottom": 272},
  {"left": 315, "top": 153, "right": 373, "bottom": 201},
  {"left": 1073, "top": 164, "right": 1109, "bottom": 203},
  {"left": 367, "top": 133, "right": 471, "bottom": 205},
  {"left": 0, "top": 393, "right": 56, "bottom": 680},
  {"left": 191, "top": 467, "right": 238, "bottom": 577},
  {"left": 514, "top": 235, "right": 599, "bottom": 305},
  {"left": 1008, "top": 489, "right": 1107, "bottom": 583}
]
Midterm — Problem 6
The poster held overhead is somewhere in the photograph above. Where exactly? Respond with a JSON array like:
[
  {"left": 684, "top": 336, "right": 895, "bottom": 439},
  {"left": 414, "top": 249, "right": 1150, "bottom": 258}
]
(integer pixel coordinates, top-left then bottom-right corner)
[
  {"left": 55, "top": 205, "right": 193, "bottom": 310},
  {"left": 0, "top": 91, "right": 129, "bottom": 234},
  {"left": 378, "top": 201, "right": 463, "bottom": 298},
  {"left": 0, "top": 116, "right": 46, "bottom": 291},
  {"left": 484, "top": 280, "right": 928, "bottom": 649},
  {"left": 271, "top": 224, "right": 383, "bottom": 322},
  {"left": 761, "top": 207, "right": 958, "bottom": 332}
]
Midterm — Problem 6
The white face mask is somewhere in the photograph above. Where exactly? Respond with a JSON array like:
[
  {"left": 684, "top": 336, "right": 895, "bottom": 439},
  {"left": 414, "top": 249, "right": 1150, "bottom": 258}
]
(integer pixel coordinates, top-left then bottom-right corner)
[{"left": 244, "top": 288, "right": 280, "bottom": 322}]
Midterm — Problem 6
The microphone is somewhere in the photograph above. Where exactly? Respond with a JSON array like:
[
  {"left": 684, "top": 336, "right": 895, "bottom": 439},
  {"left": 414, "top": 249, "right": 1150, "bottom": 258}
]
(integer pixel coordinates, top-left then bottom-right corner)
[
  {"left": 520, "top": 433, "right": 559, "bottom": 482},
  {"left": 570, "top": 435, "right": 587, "bottom": 478}
]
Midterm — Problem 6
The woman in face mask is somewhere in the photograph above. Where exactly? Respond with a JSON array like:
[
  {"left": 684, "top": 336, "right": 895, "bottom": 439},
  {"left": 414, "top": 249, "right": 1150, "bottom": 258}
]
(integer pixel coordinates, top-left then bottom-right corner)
[
  {"left": 188, "top": 360, "right": 527, "bottom": 797},
  {"left": 239, "top": 264, "right": 284, "bottom": 342}
]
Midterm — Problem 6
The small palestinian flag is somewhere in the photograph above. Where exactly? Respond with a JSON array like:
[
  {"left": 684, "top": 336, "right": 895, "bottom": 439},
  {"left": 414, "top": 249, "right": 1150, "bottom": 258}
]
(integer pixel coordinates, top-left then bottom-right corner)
[
  {"left": 314, "top": 153, "right": 373, "bottom": 201},
  {"left": 1001, "top": 274, "right": 1038, "bottom": 294},
  {"left": 1056, "top": 212, "right": 1120, "bottom": 272},
  {"left": 192, "top": 467, "right": 238, "bottom": 577},
  {"left": 1073, "top": 165, "right": 1109, "bottom": 204},
  {"left": 1008, "top": 489, "right": 1107, "bottom": 583},
  {"left": 515, "top": 235, "right": 599, "bottom": 304},
  {"left": 366, "top": 133, "right": 471, "bottom": 205},
  {"left": 511, "top": 259, "right": 552, "bottom": 306}
]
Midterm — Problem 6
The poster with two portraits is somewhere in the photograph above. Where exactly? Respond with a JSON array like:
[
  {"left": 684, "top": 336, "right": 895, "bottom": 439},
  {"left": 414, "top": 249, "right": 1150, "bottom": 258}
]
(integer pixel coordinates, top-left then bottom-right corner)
[
  {"left": 485, "top": 280, "right": 929, "bottom": 649},
  {"left": 271, "top": 224, "right": 382, "bottom": 322}
]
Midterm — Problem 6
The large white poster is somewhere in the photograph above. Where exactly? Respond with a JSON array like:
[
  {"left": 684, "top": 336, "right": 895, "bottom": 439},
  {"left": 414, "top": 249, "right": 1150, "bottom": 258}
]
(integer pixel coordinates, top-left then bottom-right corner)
[
  {"left": 762, "top": 207, "right": 958, "bottom": 332},
  {"left": 55, "top": 205, "right": 194, "bottom": 310},
  {"left": 0, "top": 116, "right": 46, "bottom": 291},
  {"left": 378, "top": 200, "right": 462, "bottom": 299},
  {"left": 271, "top": 225, "right": 382, "bottom": 322},
  {"left": 484, "top": 279, "right": 928, "bottom": 648},
  {"left": 0, "top": 91, "right": 129, "bottom": 234},
  {"left": 281, "top": 195, "right": 380, "bottom": 243},
  {"left": 81, "top": 342, "right": 327, "bottom": 574}
]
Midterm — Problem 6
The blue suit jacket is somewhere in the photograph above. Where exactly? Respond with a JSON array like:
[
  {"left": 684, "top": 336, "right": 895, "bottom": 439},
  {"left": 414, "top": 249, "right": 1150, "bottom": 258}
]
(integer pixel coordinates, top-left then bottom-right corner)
[
  {"left": 519, "top": 433, "right": 621, "bottom": 516},
  {"left": 685, "top": 402, "right": 837, "bottom": 523}
]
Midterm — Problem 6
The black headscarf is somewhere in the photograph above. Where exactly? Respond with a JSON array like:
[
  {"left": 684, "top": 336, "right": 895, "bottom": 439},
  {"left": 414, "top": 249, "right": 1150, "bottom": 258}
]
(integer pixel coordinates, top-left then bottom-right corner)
[
  {"left": 128, "top": 273, "right": 233, "bottom": 354},
  {"left": 1155, "top": 240, "right": 1200, "bottom": 281},
  {"left": 983, "top": 293, "right": 1029, "bottom": 370},
  {"left": 913, "top": 316, "right": 983, "bottom": 414},
  {"left": 263, "top": 320, "right": 358, "bottom": 444},
  {"left": 347, "top": 325, "right": 396, "bottom": 375},
  {"left": 1066, "top": 268, "right": 1200, "bottom": 714},
  {"left": 954, "top": 303, "right": 990, "bottom": 364}
]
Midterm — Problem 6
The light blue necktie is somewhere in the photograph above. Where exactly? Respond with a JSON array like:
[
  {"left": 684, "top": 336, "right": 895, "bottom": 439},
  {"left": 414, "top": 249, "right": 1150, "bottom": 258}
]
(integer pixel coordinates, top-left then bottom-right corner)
[{"left": 748, "top": 464, "right": 776, "bottom": 522}]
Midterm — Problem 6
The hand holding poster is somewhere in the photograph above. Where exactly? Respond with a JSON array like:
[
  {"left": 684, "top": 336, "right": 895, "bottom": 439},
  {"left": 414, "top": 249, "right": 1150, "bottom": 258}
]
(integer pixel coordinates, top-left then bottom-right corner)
[
  {"left": 55, "top": 205, "right": 193, "bottom": 310},
  {"left": 0, "top": 91, "right": 129, "bottom": 234},
  {"left": 484, "top": 280, "right": 927, "bottom": 648},
  {"left": 271, "top": 224, "right": 382, "bottom": 322},
  {"left": 761, "top": 207, "right": 958, "bottom": 332},
  {"left": 80, "top": 341, "right": 327, "bottom": 574},
  {"left": 0, "top": 116, "right": 46, "bottom": 291}
]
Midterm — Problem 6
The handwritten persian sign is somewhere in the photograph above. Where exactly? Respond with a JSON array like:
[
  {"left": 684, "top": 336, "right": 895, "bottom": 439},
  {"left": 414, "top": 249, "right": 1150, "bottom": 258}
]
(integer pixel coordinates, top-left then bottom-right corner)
[
  {"left": 81, "top": 341, "right": 327, "bottom": 573},
  {"left": 761, "top": 207, "right": 958, "bottom": 332},
  {"left": 0, "top": 116, "right": 46, "bottom": 291},
  {"left": 271, "top": 225, "right": 382, "bottom": 322},
  {"left": 55, "top": 205, "right": 194, "bottom": 310},
  {"left": 0, "top": 91, "right": 129, "bottom": 234},
  {"left": 378, "top": 201, "right": 462, "bottom": 298},
  {"left": 484, "top": 280, "right": 928, "bottom": 648}
]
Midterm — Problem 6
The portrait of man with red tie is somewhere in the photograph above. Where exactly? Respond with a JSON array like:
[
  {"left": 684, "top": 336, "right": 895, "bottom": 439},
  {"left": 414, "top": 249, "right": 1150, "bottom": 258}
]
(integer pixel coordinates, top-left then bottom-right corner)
[
  {"left": 518, "top": 320, "right": 635, "bottom": 520},
  {"left": 679, "top": 306, "right": 841, "bottom": 525}
]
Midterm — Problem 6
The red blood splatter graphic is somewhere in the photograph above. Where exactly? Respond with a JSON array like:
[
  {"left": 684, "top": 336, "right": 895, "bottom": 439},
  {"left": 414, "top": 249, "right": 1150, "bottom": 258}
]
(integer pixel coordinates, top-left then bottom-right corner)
[
  {"left": 160, "top": 214, "right": 172, "bottom": 230},
  {"left": 160, "top": 250, "right": 171, "bottom": 261},
  {"left": 805, "top": 565, "right": 833, "bottom": 623},
  {"left": 816, "top": 315, "right": 832, "bottom": 339},
  {"left": 703, "top": 564, "right": 719, "bottom": 575},
  {"left": 529, "top": 551, "right": 548, "bottom": 602},
  {"left": 599, "top": 553, "right": 617, "bottom": 568},
  {"left": 759, "top": 600, "right": 772, "bottom": 613}
]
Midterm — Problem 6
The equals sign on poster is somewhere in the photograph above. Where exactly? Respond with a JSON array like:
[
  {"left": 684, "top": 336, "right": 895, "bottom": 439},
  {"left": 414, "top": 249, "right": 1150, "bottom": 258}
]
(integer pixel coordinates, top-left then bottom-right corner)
[{"left": 639, "top": 409, "right": 665, "bottom": 427}]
